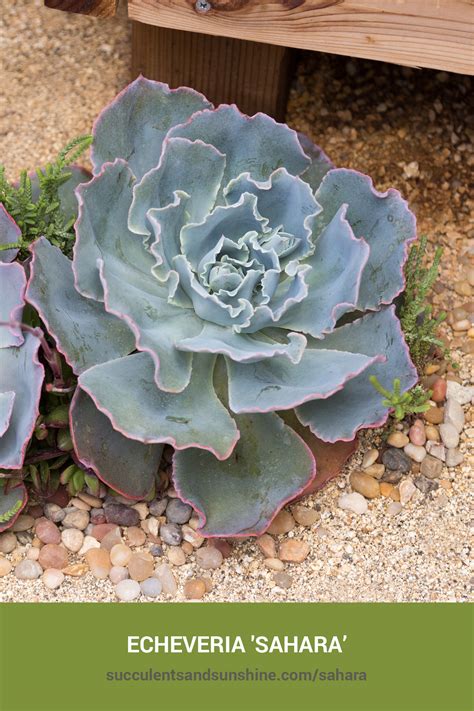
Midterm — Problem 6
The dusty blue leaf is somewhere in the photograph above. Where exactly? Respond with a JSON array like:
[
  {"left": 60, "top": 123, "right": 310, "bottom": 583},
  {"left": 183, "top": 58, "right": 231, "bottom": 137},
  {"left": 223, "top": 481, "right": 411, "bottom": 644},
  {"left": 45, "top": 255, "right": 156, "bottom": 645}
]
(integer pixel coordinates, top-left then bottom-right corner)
[
  {"left": 169, "top": 104, "right": 310, "bottom": 200},
  {"left": 91, "top": 77, "right": 212, "bottom": 180},
  {"left": 0, "top": 262, "right": 26, "bottom": 348},
  {"left": 296, "top": 307, "right": 418, "bottom": 442},
  {"left": 0, "top": 332, "right": 43, "bottom": 469},
  {"left": 176, "top": 322, "right": 307, "bottom": 364},
  {"left": 314, "top": 169, "right": 416, "bottom": 310},
  {"left": 129, "top": 137, "right": 226, "bottom": 236},
  {"left": 227, "top": 348, "right": 381, "bottom": 413},
  {"left": 71, "top": 388, "right": 163, "bottom": 500},
  {"left": 78, "top": 352, "right": 238, "bottom": 459},
  {"left": 279, "top": 205, "right": 369, "bottom": 337},
  {"left": 173, "top": 412, "right": 315, "bottom": 537},
  {"left": 26, "top": 238, "right": 135, "bottom": 374}
]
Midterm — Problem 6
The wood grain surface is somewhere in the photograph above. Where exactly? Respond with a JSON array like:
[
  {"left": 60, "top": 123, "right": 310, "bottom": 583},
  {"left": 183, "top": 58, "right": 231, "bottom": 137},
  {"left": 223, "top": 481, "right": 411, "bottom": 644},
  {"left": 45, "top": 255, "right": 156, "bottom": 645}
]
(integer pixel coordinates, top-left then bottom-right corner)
[{"left": 128, "top": 0, "right": 474, "bottom": 75}]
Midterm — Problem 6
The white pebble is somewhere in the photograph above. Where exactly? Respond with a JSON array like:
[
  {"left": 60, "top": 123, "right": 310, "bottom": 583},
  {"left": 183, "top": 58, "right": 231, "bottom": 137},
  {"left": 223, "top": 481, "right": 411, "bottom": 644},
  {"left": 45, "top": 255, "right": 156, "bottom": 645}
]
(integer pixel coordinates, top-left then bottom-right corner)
[
  {"left": 403, "top": 443, "right": 426, "bottom": 462},
  {"left": 399, "top": 479, "right": 416, "bottom": 506},
  {"left": 42, "top": 569, "right": 64, "bottom": 590},
  {"left": 115, "top": 579, "right": 141, "bottom": 601},
  {"left": 338, "top": 492, "right": 368, "bottom": 515},
  {"left": 439, "top": 423, "right": 460, "bottom": 449}
]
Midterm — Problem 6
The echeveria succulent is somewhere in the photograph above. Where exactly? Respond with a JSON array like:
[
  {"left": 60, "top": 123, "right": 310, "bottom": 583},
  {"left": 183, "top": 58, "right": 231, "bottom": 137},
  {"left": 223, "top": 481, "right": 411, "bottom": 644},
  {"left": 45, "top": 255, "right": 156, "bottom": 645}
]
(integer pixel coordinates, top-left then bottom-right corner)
[
  {"left": 0, "top": 209, "right": 40, "bottom": 529},
  {"left": 26, "top": 77, "right": 418, "bottom": 536}
]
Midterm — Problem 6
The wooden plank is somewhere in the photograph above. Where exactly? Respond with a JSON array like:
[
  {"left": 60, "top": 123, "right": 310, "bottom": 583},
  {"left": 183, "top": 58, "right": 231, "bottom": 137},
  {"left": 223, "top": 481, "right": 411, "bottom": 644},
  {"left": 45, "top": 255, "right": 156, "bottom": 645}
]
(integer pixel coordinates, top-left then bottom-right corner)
[
  {"left": 132, "top": 23, "right": 296, "bottom": 119},
  {"left": 44, "top": 0, "right": 118, "bottom": 17},
  {"left": 128, "top": 0, "right": 474, "bottom": 75}
]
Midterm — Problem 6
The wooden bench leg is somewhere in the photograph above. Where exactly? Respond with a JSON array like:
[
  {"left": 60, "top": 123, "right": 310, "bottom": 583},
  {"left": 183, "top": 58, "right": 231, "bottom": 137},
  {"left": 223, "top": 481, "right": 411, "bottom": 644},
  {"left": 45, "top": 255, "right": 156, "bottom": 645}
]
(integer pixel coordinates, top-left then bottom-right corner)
[{"left": 132, "top": 22, "right": 295, "bottom": 120}]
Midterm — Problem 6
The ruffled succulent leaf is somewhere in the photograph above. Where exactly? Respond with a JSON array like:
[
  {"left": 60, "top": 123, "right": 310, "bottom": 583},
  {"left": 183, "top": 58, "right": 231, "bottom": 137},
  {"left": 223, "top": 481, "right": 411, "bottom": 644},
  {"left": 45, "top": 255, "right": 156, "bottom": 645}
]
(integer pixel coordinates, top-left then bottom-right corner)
[
  {"left": 70, "top": 388, "right": 163, "bottom": 500},
  {"left": 0, "top": 262, "right": 26, "bottom": 348},
  {"left": 280, "top": 410, "right": 357, "bottom": 498},
  {"left": 91, "top": 76, "right": 213, "bottom": 180},
  {"left": 0, "top": 392, "right": 15, "bottom": 437},
  {"left": 98, "top": 253, "right": 201, "bottom": 393},
  {"left": 0, "top": 205, "right": 20, "bottom": 263},
  {"left": 226, "top": 347, "right": 382, "bottom": 413},
  {"left": 77, "top": 352, "right": 239, "bottom": 460},
  {"left": 297, "top": 132, "right": 334, "bottom": 193},
  {"left": 279, "top": 205, "right": 369, "bottom": 337},
  {"left": 129, "top": 137, "right": 226, "bottom": 236},
  {"left": 314, "top": 169, "right": 416, "bottom": 311},
  {"left": 173, "top": 411, "right": 315, "bottom": 537},
  {"left": 296, "top": 306, "right": 418, "bottom": 442},
  {"left": 224, "top": 168, "right": 320, "bottom": 261},
  {"left": 176, "top": 322, "right": 307, "bottom": 364},
  {"left": 0, "top": 480, "right": 28, "bottom": 533},
  {"left": 168, "top": 104, "right": 311, "bottom": 199},
  {"left": 26, "top": 237, "right": 135, "bottom": 374},
  {"left": 74, "top": 159, "right": 145, "bottom": 301},
  {"left": 0, "top": 332, "right": 44, "bottom": 469}
]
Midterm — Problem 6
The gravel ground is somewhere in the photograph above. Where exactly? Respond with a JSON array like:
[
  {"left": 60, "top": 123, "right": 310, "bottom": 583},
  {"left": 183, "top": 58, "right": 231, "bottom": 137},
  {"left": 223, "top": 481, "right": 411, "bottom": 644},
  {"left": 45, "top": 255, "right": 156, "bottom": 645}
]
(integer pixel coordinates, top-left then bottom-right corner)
[{"left": 0, "top": 1, "right": 472, "bottom": 602}]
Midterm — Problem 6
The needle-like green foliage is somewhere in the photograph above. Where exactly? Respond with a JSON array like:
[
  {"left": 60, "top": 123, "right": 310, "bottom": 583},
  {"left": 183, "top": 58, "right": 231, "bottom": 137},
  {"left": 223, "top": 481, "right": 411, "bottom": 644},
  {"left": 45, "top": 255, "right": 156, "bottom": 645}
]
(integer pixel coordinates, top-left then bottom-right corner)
[
  {"left": 400, "top": 235, "right": 448, "bottom": 368},
  {"left": 0, "top": 135, "right": 92, "bottom": 258},
  {"left": 369, "top": 376, "right": 431, "bottom": 421}
]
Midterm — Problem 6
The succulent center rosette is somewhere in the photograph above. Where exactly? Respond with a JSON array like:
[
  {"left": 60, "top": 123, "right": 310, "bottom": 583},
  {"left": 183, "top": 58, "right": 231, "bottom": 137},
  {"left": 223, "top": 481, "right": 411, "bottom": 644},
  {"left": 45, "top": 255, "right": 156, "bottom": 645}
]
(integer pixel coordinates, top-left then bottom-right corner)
[{"left": 26, "top": 78, "right": 418, "bottom": 537}]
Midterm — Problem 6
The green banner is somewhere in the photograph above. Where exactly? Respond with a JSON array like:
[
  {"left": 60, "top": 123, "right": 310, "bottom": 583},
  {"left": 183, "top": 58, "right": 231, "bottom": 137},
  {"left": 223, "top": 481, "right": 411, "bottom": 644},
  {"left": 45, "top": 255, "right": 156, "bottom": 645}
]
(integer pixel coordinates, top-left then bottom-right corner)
[{"left": 0, "top": 603, "right": 471, "bottom": 711}]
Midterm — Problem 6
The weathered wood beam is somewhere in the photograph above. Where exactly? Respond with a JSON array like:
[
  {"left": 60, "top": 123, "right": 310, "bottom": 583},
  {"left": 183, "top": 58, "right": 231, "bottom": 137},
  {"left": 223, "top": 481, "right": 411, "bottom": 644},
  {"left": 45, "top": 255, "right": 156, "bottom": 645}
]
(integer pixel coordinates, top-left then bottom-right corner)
[
  {"left": 132, "top": 23, "right": 296, "bottom": 119},
  {"left": 44, "top": 0, "right": 118, "bottom": 17},
  {"left": 129, "top": 0, "right": 474, "bottom": 75}
]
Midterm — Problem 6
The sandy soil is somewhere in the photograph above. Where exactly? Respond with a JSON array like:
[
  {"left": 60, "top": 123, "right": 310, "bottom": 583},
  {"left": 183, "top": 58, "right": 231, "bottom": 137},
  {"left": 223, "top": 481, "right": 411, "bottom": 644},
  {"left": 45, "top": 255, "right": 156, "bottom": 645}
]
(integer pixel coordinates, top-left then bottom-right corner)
[{"left": 0, "top": 0, "right": 472, "bottom": 603}]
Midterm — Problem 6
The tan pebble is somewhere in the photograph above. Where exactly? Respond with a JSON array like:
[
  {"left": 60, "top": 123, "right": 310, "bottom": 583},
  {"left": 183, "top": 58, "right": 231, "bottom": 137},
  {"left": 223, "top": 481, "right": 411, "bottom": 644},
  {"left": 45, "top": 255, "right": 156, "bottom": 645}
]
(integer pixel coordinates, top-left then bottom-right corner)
[
  {"left": 100, "top": 529, "right": 122, "bottom": 551},
  {"left": 63, "top": 563, "right": 88, "bottom": 577},
  {"left": 452, "top": 319, "right": 470, "bottom": 332},
  {"left": 390, "top": 486, "right": 401, "bottom": 502},
  {"left": 266, "top": 510, "right": 295, "bottom": 535},
  {"left": 291, "top": 505, "right": 319, "bottom": 527},
  {"left": 184, "top": 578, "right": 206, "bottom": 600},
  {"left": 128, "top": 551, "right": 154, "bottom": 581},
  {"left": 425, "top": 425, "right": 440, "bottom": 442},
  {"left": 364, "top": 464, "right": 385, "bottom": 479},
  {"left": 126, "top": 527, "right": 146, "bottom": 547},
  {"left": 439, "top": 479, "right": 452, "bottom": 490},
  {"left": 69, "top": 497, "right": 90, "bottom": 511},
  {"left": 131, "top": 502, "right": 149, "bottom": 520},
  {"left": 11, "top": 515, "right": 34, "bottom": 532},
  {"left": 27, "top": 547, "right": 40, "bottom": 561},
  {"left": 187, "top": 515, "right": 200, "bottom": 531},
  {"left": 454, "top": 281, "right": 471, "bottom": 297},
  {"left": 181, "top": 541, "right": 193, "bottom": 556},
  {"left": 85, "top": 548, "right": 111, "bottom": 579},
  {"left": 424, "top": 406, "right": 444, "bottom": 424},
  {"left": 167, "top": 547, "right": 186, "bottom": 566},
  {"left": 10, "top": 549, "right": 23, "bottom": 564},
  {"left": 77, "top": 492, "right": 103, "bottom": 508},
  {"left": 380, "top": 482, "right": 393, "bottom": 498},
  {"left": 362, "top": 448, "right": 379, "bottom": 468},
  {"left": 202, "top": 577, "right": 213, "bottom": 593},
  {"left": 387, "top": 432, "right": 409, "bottom": 448},
  {"left": 144, "top": 517, "right": 159, "bottom": 538},
  {"left": 425, "top": 364, "right": 440, "bottom": 375},
  {"left": 279, "top": 539, "right": 310, "bottom": 563},
  {"left": 350, "top": 471, "right": 381, "bottom": 499},
  {"left": 264, "top": 558, "right": 285, "bottom": 571},
  {"left": 256, "top": 533, "right": 277, "bottom": 558},
  {"left": 32, "top": 537, "right": 42, "bottom": 548},
  {"left": 182, "top": 525, "right": 204, "bottom": 548},
  {"left": 110, "top": 543, "right": 132, "bottom": 567},
  {"left": 0, "top": 558, "right": 12, "bottom": 576}
]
